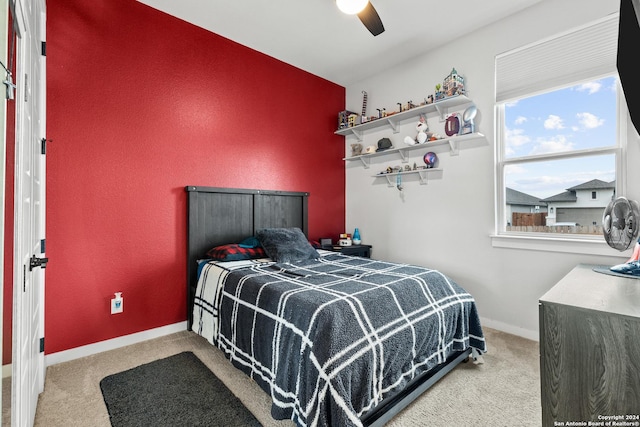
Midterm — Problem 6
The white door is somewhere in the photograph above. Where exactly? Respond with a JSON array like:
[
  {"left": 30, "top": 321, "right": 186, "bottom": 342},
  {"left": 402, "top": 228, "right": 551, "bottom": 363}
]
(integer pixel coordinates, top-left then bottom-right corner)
[{"left": 11, "top": 0, "right": 46, "bottom": 426}]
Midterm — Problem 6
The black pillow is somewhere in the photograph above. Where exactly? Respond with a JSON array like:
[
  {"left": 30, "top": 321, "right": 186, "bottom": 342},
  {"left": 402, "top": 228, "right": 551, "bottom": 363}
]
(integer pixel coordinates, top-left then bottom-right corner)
[{"left": 256, "top": 227, "right": 319, "bottom": 263}]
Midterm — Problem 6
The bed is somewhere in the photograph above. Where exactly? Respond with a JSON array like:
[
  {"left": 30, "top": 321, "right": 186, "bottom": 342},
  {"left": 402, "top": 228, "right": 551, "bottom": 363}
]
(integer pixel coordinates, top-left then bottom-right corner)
[{"left": 185, "top": 186, "right": 486, "bottom": 427}]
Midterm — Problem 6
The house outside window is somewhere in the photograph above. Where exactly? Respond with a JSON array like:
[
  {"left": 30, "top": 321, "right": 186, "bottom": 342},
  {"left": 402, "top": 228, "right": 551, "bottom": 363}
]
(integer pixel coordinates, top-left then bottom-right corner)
[{"left": 494, "top": 15, "right": 625, "bottom": 244}]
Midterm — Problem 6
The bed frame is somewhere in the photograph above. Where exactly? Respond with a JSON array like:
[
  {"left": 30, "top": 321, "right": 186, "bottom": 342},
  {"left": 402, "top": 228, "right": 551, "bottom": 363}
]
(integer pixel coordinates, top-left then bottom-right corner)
[{"left": 185, "top": 185, "right": 471, "bottom": 427}]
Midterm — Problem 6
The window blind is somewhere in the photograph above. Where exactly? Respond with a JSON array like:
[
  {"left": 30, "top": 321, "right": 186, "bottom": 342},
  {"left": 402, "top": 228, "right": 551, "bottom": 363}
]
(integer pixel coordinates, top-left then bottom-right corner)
[{"left": 495, "top": 14, "right": 619, "bottom": 103}]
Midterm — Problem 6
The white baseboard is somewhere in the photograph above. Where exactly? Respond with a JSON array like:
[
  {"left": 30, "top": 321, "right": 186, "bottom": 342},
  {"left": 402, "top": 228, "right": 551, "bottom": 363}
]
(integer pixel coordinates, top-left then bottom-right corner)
[
  {"left": 22, "top": 318, "right": 535, "bottom": 370},
  {"left": 480, "top": 317, "right": 539, "bottom": 342},
  {"left": 44, "top": 321, "right": 188, "bottom": 367}
]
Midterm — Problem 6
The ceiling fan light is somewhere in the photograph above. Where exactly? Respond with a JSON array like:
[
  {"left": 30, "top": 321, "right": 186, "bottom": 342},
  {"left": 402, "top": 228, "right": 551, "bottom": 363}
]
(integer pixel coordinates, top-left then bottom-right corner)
[{"left": 336, "top": 0, "right": 369, "bottom": 15}]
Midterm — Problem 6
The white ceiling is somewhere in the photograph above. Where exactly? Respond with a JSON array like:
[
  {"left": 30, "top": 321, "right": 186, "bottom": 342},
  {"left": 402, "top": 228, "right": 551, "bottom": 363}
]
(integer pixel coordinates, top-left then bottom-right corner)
[{"left": 138, "top": 0, "right": 542, "bottom": 86}]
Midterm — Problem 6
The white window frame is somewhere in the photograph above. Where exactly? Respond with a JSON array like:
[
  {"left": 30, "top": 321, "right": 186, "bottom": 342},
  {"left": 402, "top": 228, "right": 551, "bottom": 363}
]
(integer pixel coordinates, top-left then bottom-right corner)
[{"left": 491, "top": 14, "right": 630, "bottom": 256}]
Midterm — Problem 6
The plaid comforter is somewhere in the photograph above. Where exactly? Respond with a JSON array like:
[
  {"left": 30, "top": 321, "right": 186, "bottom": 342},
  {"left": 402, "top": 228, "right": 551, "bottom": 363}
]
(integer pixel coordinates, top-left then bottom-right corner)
[{"left": 192, "top": 252, "right": 486, "bottom": 427}]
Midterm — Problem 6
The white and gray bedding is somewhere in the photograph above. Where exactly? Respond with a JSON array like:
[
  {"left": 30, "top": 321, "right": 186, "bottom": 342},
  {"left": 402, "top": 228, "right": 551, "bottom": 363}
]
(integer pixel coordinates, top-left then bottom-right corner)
[{"left": 192, "top": 251, "right": 487, "bottom": 427}]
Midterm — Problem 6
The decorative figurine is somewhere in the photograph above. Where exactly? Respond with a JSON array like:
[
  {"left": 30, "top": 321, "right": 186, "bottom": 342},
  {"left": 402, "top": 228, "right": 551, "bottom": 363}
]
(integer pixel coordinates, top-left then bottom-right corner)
[
  {"left": 404, "top": 117, "right": 431, "bottom": 145},
  {"left": 445, "top": 113, "right": 461, "bottom": 136},
  {"left": 361, "top": 91, "right": 368, "bottom": 124},
  {"left": 338, "top": 110, "right": 356, "bottom": 129},
  {"left": 424, "top": 152, "right": 438, "bottom": 168},
  {"left": 443, "top": 67, "right": 465, "bottom": 97},
  {"left": 364, "top": 145, "right": 376, "bottom": 154},
  {"left": 351, "top": 143, "right": 363, "bottom": 156},
  {"left": 461, "top": 105, "right": 478, "bottom": 134},
  {"left": 348, "top": 113, "right": 359, "bottom": 127},
  {"left": 435, "top": 83, "right": 445, "bottom": 101}
]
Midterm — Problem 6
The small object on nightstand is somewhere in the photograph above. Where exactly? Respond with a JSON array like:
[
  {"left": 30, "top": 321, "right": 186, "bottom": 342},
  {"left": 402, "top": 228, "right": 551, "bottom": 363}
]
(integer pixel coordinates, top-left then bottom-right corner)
[
  {"left": 353, "top": 228, "right": 361, "bottom": 245},
  {"left": 338, "top": 237, "right": 352, "bottom": 246},
  {"left": 320, "top": 238, "right": 332, "bottom": 249},
  {"left": 338, "top": 233, "right": 352, "bottom": 246}
]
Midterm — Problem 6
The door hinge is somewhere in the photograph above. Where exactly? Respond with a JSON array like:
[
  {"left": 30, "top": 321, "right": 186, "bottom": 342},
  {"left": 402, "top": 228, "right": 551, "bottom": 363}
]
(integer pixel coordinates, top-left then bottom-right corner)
[
  {"left": 23, "top": 264, "right": 26, "bottom": 292},
  {"left": 29, "top": 254, "right": 49, "bottom": 271},
  {"left": 41, "top": 239, "right": 46, "bottom": 253},
  {"left": 41, "top": 41, "right": 46, "bottom": 57},
  {"left": 39, "top": 337, "right": 45, "bottom": 353},
  {"left": 41, "top": 138, "right": 51, "bottom": 154}
]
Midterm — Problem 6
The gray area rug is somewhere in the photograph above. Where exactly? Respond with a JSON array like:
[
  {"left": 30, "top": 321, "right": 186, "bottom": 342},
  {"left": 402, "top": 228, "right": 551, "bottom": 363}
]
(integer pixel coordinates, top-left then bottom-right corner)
[{"left": 99, "top": 351, "right": 262, "bottom": 427}]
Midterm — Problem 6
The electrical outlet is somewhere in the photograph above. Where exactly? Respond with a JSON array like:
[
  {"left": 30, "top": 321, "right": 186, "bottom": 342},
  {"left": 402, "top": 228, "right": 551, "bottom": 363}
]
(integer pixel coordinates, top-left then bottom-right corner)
[{"left": 111, "top": 292, "right": 123, "bottom": 314}]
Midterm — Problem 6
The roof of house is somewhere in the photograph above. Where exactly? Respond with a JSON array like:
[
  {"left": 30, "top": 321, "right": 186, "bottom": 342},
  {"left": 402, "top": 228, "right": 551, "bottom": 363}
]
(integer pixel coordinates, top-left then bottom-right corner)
[
  {"left": 566, "top": 179, "right": 615, "bottom": 191},
  {"left": 506, "top": 187, "right": 546, "bottom": 206},
  {"left": 542, "top": 179, "right": 615, "bottom": 202},
  {"left": 542, "top": 191, "right": 578, "bottom": 202}
]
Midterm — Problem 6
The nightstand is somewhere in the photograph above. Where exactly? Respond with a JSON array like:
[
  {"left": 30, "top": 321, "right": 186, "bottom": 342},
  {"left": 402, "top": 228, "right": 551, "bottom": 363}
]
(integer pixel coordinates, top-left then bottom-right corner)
[{"left": 327, "top": 244, "right": 372, "bottom": 258}]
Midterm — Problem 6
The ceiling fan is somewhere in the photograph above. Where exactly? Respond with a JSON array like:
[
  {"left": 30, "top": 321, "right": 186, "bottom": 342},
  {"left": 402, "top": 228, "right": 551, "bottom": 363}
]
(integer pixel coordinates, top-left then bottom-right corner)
[{"left": 336, "top": 0, "right": 385, "bottom": 36}]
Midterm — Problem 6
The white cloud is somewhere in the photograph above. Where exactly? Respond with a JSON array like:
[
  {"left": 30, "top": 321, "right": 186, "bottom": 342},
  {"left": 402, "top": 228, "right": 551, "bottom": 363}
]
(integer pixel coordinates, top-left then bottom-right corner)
[
  {"left": 530, "top": 135, "right": 574, "bottom": 155},
  {"left": 505, "top": 127, "right": 531, "bottom": 156},
  {"left": 544, "top": 115, "right": 564, "bottom": 130},
  {"left": 576, "top": 112, "right": 604, "bottom": 129},
  {"left": 576, "top": 81, "right": 602, "bottom": 94},
  {"left": 514, "top": 116, "right": 527, "bottom": 125},
  {"left": 504, "top": 164, "right": 528, "bottom": 175},
  {"left": 610, "top": 76, "right": 619, "bottom": 92}
]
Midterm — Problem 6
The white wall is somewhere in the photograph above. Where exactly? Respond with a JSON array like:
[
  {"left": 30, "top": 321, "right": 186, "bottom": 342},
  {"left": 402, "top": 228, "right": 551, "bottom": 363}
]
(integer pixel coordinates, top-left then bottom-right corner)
[{"left": 343, "top": 0, "right": 634, "bottom": 340}]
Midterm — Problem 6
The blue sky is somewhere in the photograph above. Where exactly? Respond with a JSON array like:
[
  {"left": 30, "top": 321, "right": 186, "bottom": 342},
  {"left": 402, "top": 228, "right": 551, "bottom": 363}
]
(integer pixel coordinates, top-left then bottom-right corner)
[{"left": 504, "top": 75, "right": 617, "bottom": 199}]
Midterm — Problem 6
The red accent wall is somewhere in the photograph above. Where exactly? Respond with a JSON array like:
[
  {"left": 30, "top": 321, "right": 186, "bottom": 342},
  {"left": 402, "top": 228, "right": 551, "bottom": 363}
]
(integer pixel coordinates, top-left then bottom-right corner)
[{"left": 35, "top": 0, "right": 345, "bottom": 355}]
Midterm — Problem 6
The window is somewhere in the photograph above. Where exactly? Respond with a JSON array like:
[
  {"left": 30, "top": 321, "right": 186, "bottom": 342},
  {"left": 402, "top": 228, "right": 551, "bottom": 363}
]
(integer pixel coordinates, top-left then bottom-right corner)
[{"left": 494, "top": 14, "right": 625, "bottom": 249}]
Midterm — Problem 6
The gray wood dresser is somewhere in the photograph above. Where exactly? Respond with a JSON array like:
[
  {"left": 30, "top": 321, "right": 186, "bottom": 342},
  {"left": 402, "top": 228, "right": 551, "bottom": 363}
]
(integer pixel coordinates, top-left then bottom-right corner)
[{"left": 539, "top": 264, "right": 640, "bottom": 425}]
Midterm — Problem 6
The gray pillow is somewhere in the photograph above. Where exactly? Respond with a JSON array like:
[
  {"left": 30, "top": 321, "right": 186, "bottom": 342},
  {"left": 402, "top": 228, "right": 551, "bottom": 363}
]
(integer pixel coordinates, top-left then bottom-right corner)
[{"left": 256, "top": 227, "right": 319, "bottom": 264}]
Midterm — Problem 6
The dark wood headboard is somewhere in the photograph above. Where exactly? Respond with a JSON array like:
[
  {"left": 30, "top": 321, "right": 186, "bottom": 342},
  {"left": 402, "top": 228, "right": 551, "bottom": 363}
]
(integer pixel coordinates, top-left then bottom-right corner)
[{"left": 185, "top": 186, "right": 309, "bottom": 328}]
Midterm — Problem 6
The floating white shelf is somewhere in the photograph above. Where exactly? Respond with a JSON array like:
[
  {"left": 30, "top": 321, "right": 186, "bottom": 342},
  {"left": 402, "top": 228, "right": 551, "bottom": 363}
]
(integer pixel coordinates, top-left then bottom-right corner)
[
  {"left": 373, "top": 168, "right": 442, "bottom": 186},
  {"left": 335, "top": 95, "right": 474, "bottom": 141},
  {"left": 343, "top": 132, "right": 485, "bottom": 168}
]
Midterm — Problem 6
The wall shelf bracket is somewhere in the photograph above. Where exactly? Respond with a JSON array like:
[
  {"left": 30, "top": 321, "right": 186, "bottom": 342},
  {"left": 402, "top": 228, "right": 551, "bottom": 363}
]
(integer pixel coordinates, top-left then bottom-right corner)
[
  {"left": 434, "top": 103, "right": 447, "bottom": 120},
  {"left": 397, "top": 149, "right": 408, "bottom": 163},
  {"left": 448, "top": 139, "right": 460, "bottom": 156},
  {"left": 358, "top": 156, "right": 371, "bottom": 168},
  {"left": 383, "top": 174, "right": 395, "bottom": 187},
  {"left": 417, "top": 170, "right": 429, "bottom": 185},
  {"left": 350, "top": 128, "right": 364, "bottom": 142},
  {"left": 387, "top": 118, "right": 400, "bottom": 133}
]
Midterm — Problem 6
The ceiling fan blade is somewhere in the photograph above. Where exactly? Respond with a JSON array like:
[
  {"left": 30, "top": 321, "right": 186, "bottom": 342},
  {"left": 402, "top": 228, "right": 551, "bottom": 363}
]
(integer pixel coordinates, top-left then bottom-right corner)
[{"left": 357, "top": 2, "right": 385, "bottom": 36}]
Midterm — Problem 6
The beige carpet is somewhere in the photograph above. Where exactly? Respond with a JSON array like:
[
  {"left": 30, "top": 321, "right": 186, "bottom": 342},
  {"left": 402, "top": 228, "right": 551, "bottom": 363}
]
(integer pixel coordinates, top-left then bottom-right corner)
[{"left": 26, "top": 327, "right": 539, "bottom": 427}]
